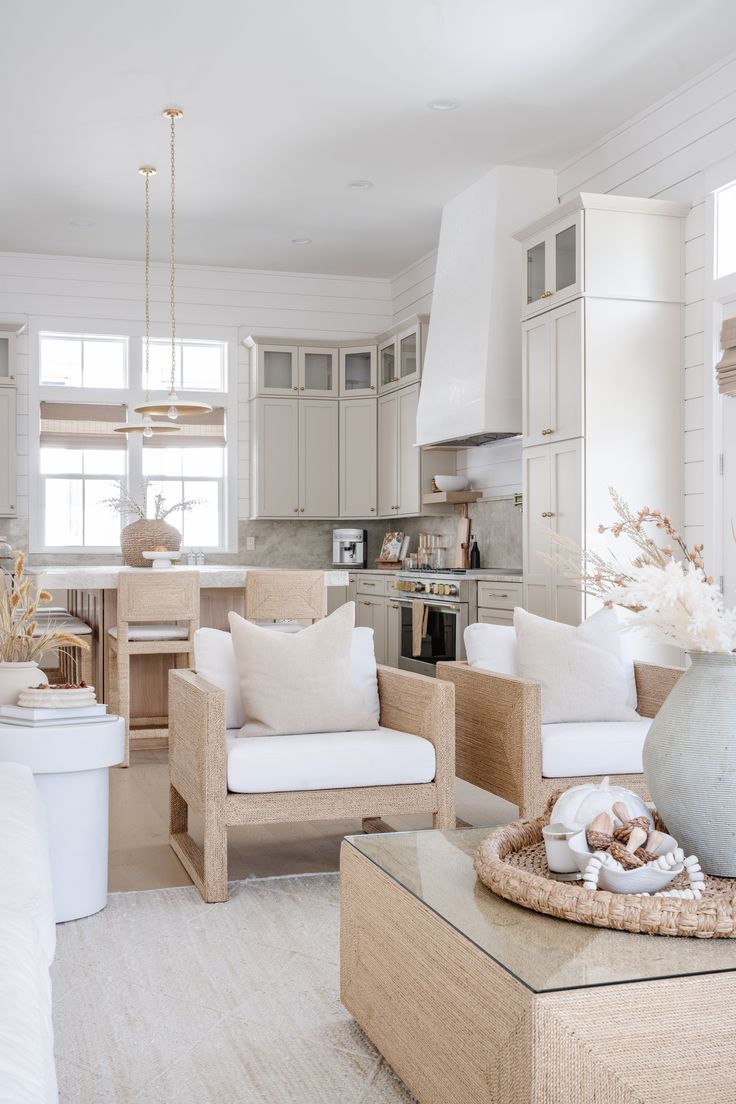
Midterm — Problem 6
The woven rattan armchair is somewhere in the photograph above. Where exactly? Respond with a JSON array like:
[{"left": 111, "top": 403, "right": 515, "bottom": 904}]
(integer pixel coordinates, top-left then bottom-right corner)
[
  {"left": 436, "top": 660, "right": 683, "bottom": 817},
  {"left": 169, "top": 664, "right": 455, "bottom": 902}
]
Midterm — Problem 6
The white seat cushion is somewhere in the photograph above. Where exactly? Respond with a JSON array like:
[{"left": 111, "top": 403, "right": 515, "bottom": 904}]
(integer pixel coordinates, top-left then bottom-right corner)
[
  {"left": 226, "top": 726, "right": 435, "bottom": 793},
  {"left": 108, "top": 624, "right": 189, "bottom": 641},
  {"left": 541, "top": 718, "right": 651, "bottom": 778}
]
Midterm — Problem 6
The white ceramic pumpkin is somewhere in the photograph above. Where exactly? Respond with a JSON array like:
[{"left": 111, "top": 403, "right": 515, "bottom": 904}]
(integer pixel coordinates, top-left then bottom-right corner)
[{"left": 549, "top": 776, "right": 654, "bottom": 832}]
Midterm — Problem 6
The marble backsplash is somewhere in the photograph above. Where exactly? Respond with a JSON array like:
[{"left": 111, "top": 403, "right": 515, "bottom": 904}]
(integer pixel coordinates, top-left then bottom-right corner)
[{"left": 3, "top": 499, "right": 522, "bottom": 572}]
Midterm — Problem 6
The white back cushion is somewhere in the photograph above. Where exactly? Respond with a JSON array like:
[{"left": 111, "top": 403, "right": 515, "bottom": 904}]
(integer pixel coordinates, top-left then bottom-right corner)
[
  {"left": 514, "top": 606, "right": 639, "bottom": 724},
  {"left": 194, "top": 621, "right": 380, "bottom": 730},
  {"left": 464, "top": 622, "right": 517, "bottom": 676}
]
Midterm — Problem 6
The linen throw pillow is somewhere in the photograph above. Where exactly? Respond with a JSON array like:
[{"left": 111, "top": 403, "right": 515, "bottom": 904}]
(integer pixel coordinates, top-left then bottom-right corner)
[
  {"left": 228, "top": 602, "right": 379, "bottom": 737},
  {"left": 513, "top": 606, "right": 639, "bottom": 724}
]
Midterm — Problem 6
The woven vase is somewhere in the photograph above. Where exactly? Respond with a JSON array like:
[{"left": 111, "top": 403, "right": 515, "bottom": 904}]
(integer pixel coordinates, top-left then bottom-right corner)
[
  {"left": 120, "top": 519, "right": 181, "bottom": 568},
  {"left": 642, "top": 650, "right": 736, "bottom": 876}
]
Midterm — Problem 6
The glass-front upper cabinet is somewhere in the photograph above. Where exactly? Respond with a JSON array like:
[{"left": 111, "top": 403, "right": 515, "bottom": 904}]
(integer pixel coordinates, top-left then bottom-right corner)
[
  {"left": 249, "top": 342, "right": 299, "bottom": 396},
  {"left": 298, "top": 347, "right": 338, "bottom": 397},
  {"left": 379, "top": 337, "right": 397, "bottom": 391},
  {"left": 0, "top": 323, "right": 25, "bottom": 387},
  {"left": 521, "top": 213, "right": 582, "bottom": 319},
  {"left": 378, "top": 320, "right": 424, "bottom": 393},
  {"left": 339, "top": 345, "right": 376, "bottom": 396}
]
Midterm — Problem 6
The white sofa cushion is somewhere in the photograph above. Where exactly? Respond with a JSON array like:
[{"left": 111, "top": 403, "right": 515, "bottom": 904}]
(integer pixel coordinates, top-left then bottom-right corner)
[
  {"left": 194, "top": 623, "right": 380, "bottom": 731},
  {"left": 541, "top": 718, "right": 652, "bottom": 778},
  {"left": 514, "top": 606, "right": 639, "bottom": 724},
  {"left": 226, "top": 726, "right": 435, "bottom": 793},
  {"left": 109, "top": 623, "right": 188, "bottom": 641},
  {"left": 464, "top": 622, "right": 517, "bottom": 676}
]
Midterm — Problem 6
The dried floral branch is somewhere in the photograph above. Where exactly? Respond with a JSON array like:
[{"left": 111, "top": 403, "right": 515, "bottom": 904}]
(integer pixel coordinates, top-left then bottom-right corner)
[
  {"left": 98, "top": 479, "right": 202, "bottom": 521},
  {"left": 0, "top": 551, "right": 90, "bottom": 663}
]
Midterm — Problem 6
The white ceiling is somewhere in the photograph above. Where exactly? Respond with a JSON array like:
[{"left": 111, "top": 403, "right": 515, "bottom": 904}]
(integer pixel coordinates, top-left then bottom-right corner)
[{"left": 3, "top": 0, "right": 736, "bottom": 277}]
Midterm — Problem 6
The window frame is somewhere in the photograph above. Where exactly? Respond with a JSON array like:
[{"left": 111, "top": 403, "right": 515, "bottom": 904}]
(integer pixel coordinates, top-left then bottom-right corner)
[{"left": 29, "top": 318, "right": 238, "bottom": 555}]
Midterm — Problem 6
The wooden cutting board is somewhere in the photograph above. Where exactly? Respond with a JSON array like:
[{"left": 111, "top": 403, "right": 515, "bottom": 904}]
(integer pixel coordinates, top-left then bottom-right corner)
[{"left": 454, "top": 515, "right": 470, "bottom": 569}]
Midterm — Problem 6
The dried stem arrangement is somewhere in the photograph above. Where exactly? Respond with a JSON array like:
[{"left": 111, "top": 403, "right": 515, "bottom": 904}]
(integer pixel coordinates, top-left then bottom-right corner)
[
  {"left": 99, "top": 479, "right": 202, "bottom": 522},
  {"left": 0, "top": 551, "right": 89, "bottom": 663}
]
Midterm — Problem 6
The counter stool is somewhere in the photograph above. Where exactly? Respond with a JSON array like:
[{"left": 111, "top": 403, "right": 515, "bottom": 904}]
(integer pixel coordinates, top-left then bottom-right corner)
[
  {"left": 107, "top": 572, "right": 199, "bottom": 767},
  {"left": 244, "top": 570, "right": 326, "bottom": 628},
  {"left": 33, "top": 611, "right": 94, "bottom": 687}
]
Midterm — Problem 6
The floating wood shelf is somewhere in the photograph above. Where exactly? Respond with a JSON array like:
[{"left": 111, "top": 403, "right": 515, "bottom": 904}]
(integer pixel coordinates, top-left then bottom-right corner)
[{"left": 422, "top": 490, "right": 483, "bottom": 505}]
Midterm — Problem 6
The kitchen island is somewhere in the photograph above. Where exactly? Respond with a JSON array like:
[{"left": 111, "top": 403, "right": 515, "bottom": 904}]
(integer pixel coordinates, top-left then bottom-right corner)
[{"left": 27, "top": 565, "right": 348, "bottom": 748}]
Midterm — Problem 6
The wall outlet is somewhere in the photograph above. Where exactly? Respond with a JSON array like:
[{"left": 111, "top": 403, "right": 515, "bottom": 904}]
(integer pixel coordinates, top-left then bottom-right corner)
[{"left": 246, "top": 535, "right": 256, "bottom": 551}]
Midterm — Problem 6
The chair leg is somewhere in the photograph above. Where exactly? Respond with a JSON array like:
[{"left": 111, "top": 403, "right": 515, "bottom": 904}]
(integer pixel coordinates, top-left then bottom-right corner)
[
  {"left": 170, "top": 783, "right": 188, "bottom": 835},
  {"left": 169, "top": 785, "right": 228, "bottom": 903},
  {"left": 114, "top": 645, "right": 130, "bottom": 768}
]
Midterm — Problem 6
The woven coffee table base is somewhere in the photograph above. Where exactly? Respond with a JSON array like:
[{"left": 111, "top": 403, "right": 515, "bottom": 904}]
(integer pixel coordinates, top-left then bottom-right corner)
[{"left": 475, "top": 813, "right": 736, "bottom": 938}]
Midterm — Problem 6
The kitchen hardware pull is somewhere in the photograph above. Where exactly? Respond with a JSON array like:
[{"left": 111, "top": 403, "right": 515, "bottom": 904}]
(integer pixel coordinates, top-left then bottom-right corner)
[
  {"left": 541, "top": 511, "right": 555, "bottom": 518},
  {"left": 370, "top": 506, "right": 375, "bottom": 512},
  {"left": 299, "top": 507, "right": 305, "bottom": 512},
  {"left": 541, "top": 290, "right": 554, "bottom": 298},
  {"left": 485, "top": 593, "right": 509, "bottom": 599},
  {"left": 395, "top": 600, "right": 461, "bottom": 614},
  {"left": 390, "top": 603, "right": 399, "bottom": 609},
  {"left": 362, "top": 601, "right": 373, "bottom": 606},
  {"left": 293, "top": 507, "right": 299, "bottom": 512},
  {"left": 541, "top": 428, "right": 555, "bottom": 435},
  {"left": 292, "top": 386, "right": 298, "bottom": 391}
]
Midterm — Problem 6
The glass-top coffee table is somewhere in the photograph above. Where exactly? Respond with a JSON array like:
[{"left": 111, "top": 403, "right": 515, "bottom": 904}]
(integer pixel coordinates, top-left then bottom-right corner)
[{"left": 340, "top": 827, "right": 736, "bottom": 1104}]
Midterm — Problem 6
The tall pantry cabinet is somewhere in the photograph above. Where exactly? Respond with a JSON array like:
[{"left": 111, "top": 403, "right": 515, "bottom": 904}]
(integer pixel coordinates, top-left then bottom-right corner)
[{"left": 514, "top": 194, "right": 689, "bottom": 624}]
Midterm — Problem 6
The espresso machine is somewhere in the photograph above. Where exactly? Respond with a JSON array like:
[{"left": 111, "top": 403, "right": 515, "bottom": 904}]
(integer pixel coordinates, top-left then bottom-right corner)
[{"left": 332, "top": 528, "right": 367, "bottom": 568}]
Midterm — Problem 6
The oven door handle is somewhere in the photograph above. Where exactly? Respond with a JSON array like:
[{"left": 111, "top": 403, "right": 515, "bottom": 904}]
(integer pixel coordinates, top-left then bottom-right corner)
[{"left": 393, "top": 600, "right": 462, "bottom": 614}]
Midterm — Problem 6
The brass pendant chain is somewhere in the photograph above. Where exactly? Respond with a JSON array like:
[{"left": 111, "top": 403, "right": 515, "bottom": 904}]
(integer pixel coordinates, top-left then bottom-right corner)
[
  {"left": 167, "top": 109, "right": 180, "bottom": 397},
  {"left": 143, "top": 167, "right": 153, "bottom": 400}
]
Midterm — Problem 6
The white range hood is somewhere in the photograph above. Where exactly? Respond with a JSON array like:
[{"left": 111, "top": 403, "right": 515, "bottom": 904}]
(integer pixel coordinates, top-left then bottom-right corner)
[{"left": 416, "top": 165, "right": 557, "bottom": 448}]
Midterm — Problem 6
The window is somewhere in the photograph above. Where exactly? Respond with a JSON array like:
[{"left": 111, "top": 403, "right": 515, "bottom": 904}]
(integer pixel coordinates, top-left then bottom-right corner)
[
  {"left": 35, "top": 332, "right": 234, "bottom": 552},
  {"left": 39, "top": 333, "right": 127, "bottom": 387},
  {"left": 716, "top": 181, "right": 736, "bottom": 279},
  {"left": 147, "top": 339, "right": 225, "bottom": 391},
  {"left": 142, "top": 409, "right": 227, "bottom": 548},
  {"left": 39, "top": 401, "right": 127, "bottom": 547}
]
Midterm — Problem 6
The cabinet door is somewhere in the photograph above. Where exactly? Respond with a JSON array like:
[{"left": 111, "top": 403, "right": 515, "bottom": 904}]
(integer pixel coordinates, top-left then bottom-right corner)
[
  {"left": 397, "top": 384, "right": 420, "bottom": 516},
  {"left": 255, "top": 398, "right": 299, "bottom": 517},
  {"left": 378, "top": 337, "right": 398, "bottom": 393},
  {"left": 552, "top": 213, "right": 581, "bottom": 299},
  {"left": 396, "top": 323, "right": 421, "bottom": 387},
  {"left": 549, "top": 437, "right": 584, "bottom": 625},
  {"left": 257, "top": 345, "right": 299, "bottom": 396},
  {"left": 298, "top": 347, "right": 338, "bottom": 397},
  {"left": 339, "top": 398, "right": 377, "bottom": 518},
  {"left": 524, "top": 234, "right": 548, "bottom": 311},
  {"left": 521, "top": 445, "right": 552, "bottom": 618},
  {"left": 356, "top": 596, "right": 387, "bottom": 666},
  {"left": 0, "top": 388, "right": 16, "bottom": 516},
  {"left": 477, "top": 608, "right": 514, "bottom": 626},
  {"left": 549, "top": 300, "right": 584, "bottom": 444},
  {"left": 339, "top": 345, "right": 377, "bottom": 396},
  {"left": 377, "top": 392, "right": 399, "bottom": 517},
  {"left": 386, "top": 600, "right": 400, "bottom": 668},
  {"left": 522, "top": 314, "right": 552, "bottom": 444},
  {"left": 299, "top": 400, "right": 339, "bottom": 517}
]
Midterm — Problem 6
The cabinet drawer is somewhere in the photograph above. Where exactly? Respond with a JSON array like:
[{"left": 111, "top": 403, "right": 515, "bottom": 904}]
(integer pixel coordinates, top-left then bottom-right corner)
[
  {"left": 356, "top": 574, "right": 393, "bottom": 597},
  {"left": 476, "top": 582, "right": 522, "bottom": 611},
  {"left": 477, "top": 608, "right": 514, "bottom": 626}
]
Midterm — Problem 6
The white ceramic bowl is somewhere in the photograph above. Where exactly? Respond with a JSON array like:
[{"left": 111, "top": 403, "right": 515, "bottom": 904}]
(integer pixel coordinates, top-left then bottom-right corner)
[
  {"left": 568, "top": 829, "right": 683, "bottom": 894},
  {"left": 434, "top": 475, "right": 469, "bottom": 492}
]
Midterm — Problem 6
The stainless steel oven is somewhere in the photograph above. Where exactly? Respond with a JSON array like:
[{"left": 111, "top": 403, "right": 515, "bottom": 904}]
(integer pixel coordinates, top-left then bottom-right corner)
[{"left": 391, "top": 571, "right": 475, "bottom": 677}]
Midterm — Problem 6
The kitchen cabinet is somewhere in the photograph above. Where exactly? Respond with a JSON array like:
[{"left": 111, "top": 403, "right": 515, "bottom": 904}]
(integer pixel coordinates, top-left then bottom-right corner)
[
  {"left": 298, "top": 400, "right": 339, "bottom": 517},
  {"left": 250, "top": 342, "right": 299, "bottom": 397},
  {"left": 0, "top": 387, "right": 17, "bottom": 517},
  {"left": 0, "top": 323, "right": 24, "bottom": 387},
  {"left": 522, "top": 439, "right": 584, "bottom": 625},
  {"left": 251, "top": 397, "right": 337, "bottom": 518},
  {"left": 521, "top": 212, "right": 582, "bottom": 317},
  {"left": 522, "top": 300, "right": 583, "bottom": 446},
  {"left": 339, "top": 398, "right": 377, "bottom": 517},
  {"left": 356, "top": 595, "right": 388, "bottom": 666},
  {"left": 378, "top": 384, "right": 421, "bottom": 518},
  {"left": 378, "top": 317, "right": 425, "bottom": 393},
  {"left": 339, "top": 345, "right": 376, "bottom": 396},
  {"left": 477, "top": 581, "right": 522, "bottom": 626},
  {"left": 298, "top": 347, "right": 338, "bottom": 397}
]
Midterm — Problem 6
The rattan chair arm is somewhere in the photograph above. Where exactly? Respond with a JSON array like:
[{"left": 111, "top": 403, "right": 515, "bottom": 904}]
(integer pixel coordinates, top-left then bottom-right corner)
[
  {"left": 168, "top": 669, "right": 228, "bottom": 810},
  {"left": 436, "top": 661, "right": 542, "bottom": 812},
  {"left": 634, "top": 661, "right": 685, "bottom": 718}
]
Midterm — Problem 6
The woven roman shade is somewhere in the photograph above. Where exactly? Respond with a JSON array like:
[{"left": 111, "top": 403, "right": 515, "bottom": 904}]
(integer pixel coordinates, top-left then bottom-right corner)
[
  {"left": 39, "top": 401, "right": 128, "bottom": 449},
  {"left": 716, "top": 319, "right": 736, "bottom": 397},
  {"left": 142, "top": 406, "right": 226, "bottom": 448}
]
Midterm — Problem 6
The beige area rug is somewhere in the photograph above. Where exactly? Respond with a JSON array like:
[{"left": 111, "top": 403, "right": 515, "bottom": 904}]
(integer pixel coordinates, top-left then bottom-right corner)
[{"left": 52, "top": 873, "right": 415, "bottom": 1104}]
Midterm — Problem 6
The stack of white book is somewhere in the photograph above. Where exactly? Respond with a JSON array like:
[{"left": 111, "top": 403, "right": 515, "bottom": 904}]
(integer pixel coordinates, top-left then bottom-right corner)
[{"left": 0, "top": 702, "right": 112, "bottom": 727}]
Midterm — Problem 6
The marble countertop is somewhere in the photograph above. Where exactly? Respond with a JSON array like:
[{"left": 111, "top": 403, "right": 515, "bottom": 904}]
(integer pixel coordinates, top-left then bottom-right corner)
[{"left": 26, "top": 565, "right": 349, "bottom": 589}]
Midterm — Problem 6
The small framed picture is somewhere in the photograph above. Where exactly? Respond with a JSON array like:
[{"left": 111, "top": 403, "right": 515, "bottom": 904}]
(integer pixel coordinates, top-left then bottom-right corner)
[{"left": 379, "top": 531, "right": 404, "bottom": 562}]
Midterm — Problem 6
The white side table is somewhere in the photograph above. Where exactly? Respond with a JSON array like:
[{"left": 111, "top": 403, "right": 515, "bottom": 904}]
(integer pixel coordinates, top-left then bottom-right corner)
[{"left": 0, "top": 717, "right": 125, "bottom": 922}]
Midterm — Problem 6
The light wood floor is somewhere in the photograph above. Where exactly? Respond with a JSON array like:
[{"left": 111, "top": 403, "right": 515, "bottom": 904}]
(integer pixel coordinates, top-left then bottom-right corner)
[{"left": 109, "top": 750, "right": 518, "bottom": 892}]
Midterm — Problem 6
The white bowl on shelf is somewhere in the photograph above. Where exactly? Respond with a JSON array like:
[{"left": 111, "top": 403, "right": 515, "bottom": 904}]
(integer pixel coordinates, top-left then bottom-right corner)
[{"left": 434, "top": 475, "right": 469, "bottom": 493}]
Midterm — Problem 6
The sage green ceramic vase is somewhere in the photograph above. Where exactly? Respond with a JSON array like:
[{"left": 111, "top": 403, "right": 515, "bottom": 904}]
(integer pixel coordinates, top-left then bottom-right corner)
[{"left": 642, "top": 650, "right": 736, "bottom": 876}]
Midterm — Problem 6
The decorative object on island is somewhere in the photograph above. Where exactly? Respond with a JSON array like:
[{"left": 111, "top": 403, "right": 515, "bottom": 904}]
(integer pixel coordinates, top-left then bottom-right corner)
[
  {"left": 101, "top": 480, "right": 201, "bottom": 568},
  {"left": 142, "top": 550, "right": 182, "bottom": 571},
  {"left": 549, "top": 775, "right": 653, "bottom": 833},
  {"left": 134, "top": 109, "right": 212, "bottom": 423},
  {"left": 0, "top": 551, "right": 89, "bottom": 705},
  {"left": 377, "top": 531, "right": 404, "bottom": 564},
  {"left": 551, "top": 488, "right": 736, "bottom": 876}
]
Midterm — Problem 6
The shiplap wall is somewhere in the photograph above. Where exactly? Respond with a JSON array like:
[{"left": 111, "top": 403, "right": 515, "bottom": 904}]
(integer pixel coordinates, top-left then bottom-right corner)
[
  {"left": 556, "top": 50, "right": 736, "bottom": 551},
  {"left": 0, "top": 252, "right": 393, "bottom": 531}
]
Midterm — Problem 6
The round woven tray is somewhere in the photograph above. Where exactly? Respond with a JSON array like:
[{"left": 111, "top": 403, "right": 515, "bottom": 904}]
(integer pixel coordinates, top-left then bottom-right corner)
[{"left": 475, "top": 814, "right": 736, "bottom": 938}]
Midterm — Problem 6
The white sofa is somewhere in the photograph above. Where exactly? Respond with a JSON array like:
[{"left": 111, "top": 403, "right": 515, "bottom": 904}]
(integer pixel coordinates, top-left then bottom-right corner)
[{"left": 0, "top": 762, "right": 58, "bottom": 1104}]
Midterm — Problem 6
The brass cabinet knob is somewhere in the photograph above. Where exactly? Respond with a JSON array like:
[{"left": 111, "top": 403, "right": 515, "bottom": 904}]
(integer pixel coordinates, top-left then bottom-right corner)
[
  {"left": 541, "top": 290, "right": 554, "bottom": 298},
  {"left": 294, "top": 507, "right": 299, "bottom": 512},
  {"left": 541, "top": 511, "right": 555, "bottom": 518},
  {"left": 370, "top": 385, "right": 375, "bottom": 390},
  {"left": 370, "top": 506, "right": 375, "bottom": 512},
  {"left": 299, "top": 507, "right": 305, "bottom": 512},
  {"left": 292, "top": 386, "right": 298, "bottom": 391},
  {"left": 541, "top": 428, "right": 555, "bottom": 435}
]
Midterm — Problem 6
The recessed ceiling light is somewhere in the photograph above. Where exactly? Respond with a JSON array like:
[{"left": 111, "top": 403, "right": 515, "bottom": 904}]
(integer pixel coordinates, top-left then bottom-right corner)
[
  {"left": 291, "top": 237, "right": 312, "bottom": 245},
  {"left": 69, "top": 219, "right": 95, "bottom": 228},
  {"left": 348, "top": 179, "right": 373, "bottom": 190},
  {"left": 427, "top": 99, "right": 460, "bottom": 111}
]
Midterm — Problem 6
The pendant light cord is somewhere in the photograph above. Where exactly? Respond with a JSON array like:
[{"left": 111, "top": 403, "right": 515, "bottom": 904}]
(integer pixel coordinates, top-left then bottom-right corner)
[
  {"left": 169, "top": 110, "right": 177, "bottom": 396},
  {"left": 144, "top": 169, "right": 151, "bottom": 401}
]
